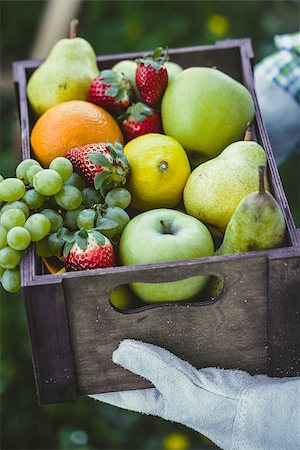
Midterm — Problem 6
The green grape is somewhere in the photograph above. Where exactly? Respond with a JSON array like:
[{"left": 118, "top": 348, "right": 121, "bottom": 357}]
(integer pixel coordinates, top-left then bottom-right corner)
[
  {"left": 64, "top": 173, "right": 86, "bottom": 191},
  {"left": 0, "top": 266, "right": 4, "bottom": 280},
  {"left": 0, "top": 175, "right": 4, "bottom": 183},
  {"left": 0, "top": 246, "right": 21, "bottom": 269},
  {"left": 48, "top": 232, "right": 65, "bottom": 257},
  {"left": 1, "top": 267, "right": 21, "bottom": 292},
  {"left": 24, "top": 213, "right": 51, "bottom": 242},
  {"left": 64, "top": 206, "right": 84, "bottom": 230},
  {"left": 0, "top": 178, "right": 25, "bottom": 203},
  {"left": 82, "top": 187, "right": 103, "bottom": 208},
  {"left": 7, "top": 226, "right": 31, "bottom": 251},
  {"left": 49, "top": 157, "right": 73, "bottom": 182},
  {"left": 0, "top": 209, "right": 26, "bottom": 230},
  {"left": 105, "top": 188, "right": 132, "bottom": 209},
  {"left": 36, "top": 236, "right": 53, "bottom": 258},
  {"left": 1, "top": 200, "right": 30, "bottom": 219},
  {"left": 0, "top": 225, "right": 7, "bottom": 249},
  {"left": 40, "top": 208, "right": 63, "bottom": 233},
  {"left": 77, "top": 209, "right": 96, "bottom": 230},
  {"left": 16, "top": 159, "right": 41, "bottom": 184},
  {"left": 55, "top": 185, "right": 82, "bottom": 210},
  {"left": 33, "top": 169, "right": 63, "bottom": 196},
  {"left": 102, "top": 206, "right": 130, "bottom": 235},
  {"left": 22, "top": 188, "right": 46, "bottom": 210},
  {"left": 26, "top": 165, "right": 43, "bottom": 184}
]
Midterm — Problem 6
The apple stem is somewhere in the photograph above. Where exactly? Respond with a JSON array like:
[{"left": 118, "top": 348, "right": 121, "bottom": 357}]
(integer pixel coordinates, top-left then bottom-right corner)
[
  {"left": 160, "top": 220, "right": 170, "bottom": 234},
  {"left": 258, "top": 165, "right": 266, "bottom": 195},
  {"left": 244, "top": 122, "right": 252, "bottom": 141},
  {"left": 69, "top": 18, "right": 79, "bottom": 39}
]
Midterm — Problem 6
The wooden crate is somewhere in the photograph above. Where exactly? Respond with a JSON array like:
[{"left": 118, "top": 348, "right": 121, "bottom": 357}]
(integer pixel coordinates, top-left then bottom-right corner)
[{"left": 12, "top": 39, "right": 300, "bottom": 404}]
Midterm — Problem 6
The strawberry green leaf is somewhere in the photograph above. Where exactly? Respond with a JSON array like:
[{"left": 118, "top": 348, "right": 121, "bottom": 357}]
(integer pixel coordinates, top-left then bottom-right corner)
[
  {"left": 95, "top": 218, "right": 118, "bottom": 230},
  {"left": 59, "top": 228, "right": 75, "bottom": 243},
  {"left": 75, "top": 234, "right": 87, "bottom": 250},
  {"left": 89, "top": 152, "right": 113, "bottom": 169},
  {"left": 92, "top": 230, "right": 106, "bottom": 246},
  {"left": 106, "top": 86, "right": 119, "bottom": 97},
  {"left": 63, "top": 241, "right": 74, "bottom": 258},
  {"left": 78, "top": 228, "right": 88, "bottom": 238},
  {"left": 94, "top": 171, "right": 111, "bottom": 191}
]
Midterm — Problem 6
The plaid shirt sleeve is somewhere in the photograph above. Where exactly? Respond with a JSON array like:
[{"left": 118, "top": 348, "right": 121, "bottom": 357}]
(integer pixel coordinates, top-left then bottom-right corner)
[{"left": 255, "top": 32, "right": 300, "bottom": 104}]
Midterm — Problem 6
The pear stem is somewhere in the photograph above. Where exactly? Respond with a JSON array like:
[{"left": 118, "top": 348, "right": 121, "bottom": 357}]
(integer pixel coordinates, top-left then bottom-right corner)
[
  {"left": 244, "top": 122, "right": 252, "bottom": 141},
  {"left": 69, "top": 19, "right": 79, "bottom": 39},
  {"left": 258, "top": 165, "right": 266, "bottom": 195}
]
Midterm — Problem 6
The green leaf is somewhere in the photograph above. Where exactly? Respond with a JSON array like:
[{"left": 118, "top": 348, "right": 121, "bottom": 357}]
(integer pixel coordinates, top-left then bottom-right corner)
[
  {"left": 89, "top": 152, "right": 113, "bottom": 168},
  {"left": 78, "top": 228, "right": 88, "bottom": 238},
  {"left": 75, "top": 234, "right": 87, "bottom": 250},
  {"left": 92, "top": 230, "right": 106, "bottom": 246},
  {"left": 94, "top": 171, "right": 111, "bottom": 191},
  {"left": 106, "top": 86, "right": 119, "bottom": 97},
  {"left": 59, "top": 228, "right": 75, "bottom": 243},
  {"left": 63, "top": 241, "right": 73, "bottom": 258},
  {"left": 95, "top": 218, "right": 118, "bottom": 230}
]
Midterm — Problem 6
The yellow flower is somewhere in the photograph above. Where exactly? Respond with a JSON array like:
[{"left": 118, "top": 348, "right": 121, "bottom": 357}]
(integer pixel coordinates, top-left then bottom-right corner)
[
  {"left": 163, "top": 432, "right": 190, "bottom": 450},
  {"left": 207, "top": 14, "right": 229, "bottom": 36}
]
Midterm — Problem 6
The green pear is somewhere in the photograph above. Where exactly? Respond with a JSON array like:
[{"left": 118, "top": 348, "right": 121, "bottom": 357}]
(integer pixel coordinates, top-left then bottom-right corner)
[
  {"left": 183, "top": 130, "right": 269, "bottom": 237},
  {"left": 27, "top": 20, "right": 99, "bottom": 116},
  {"left": 161, "top": 67, "right": 254, "bottom": 167},
  {"left": 219, "top": 165, "right": 286, "bottom": 254}
]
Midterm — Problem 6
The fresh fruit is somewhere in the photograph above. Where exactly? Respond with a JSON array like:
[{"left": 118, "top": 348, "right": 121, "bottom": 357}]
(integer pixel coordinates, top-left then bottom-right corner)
[
  {"left": 30, "top": 100, "right": 124, "bottom": 167},
  {"left": 0, "top": 226, "right": 7, "bottom": 249},
  {"left": 40, "top": 209, "right": 64, "bottom": 233},
  {"left": 66, "top": 141, "right": 130, "bottom": 195},
  {"left": 0, "top": 201, "right": 29, "bottom": 219},
  {"left": 22, "top": 189, "right": 46, "bottom": 210},
  {"left": 64, "top": 206, "right": 85, "bottom": 230},
  {"left": 161, "top": 67, "right": 255, "bottom": 166},
  {"left": 48, "top": 232, "right": 65, "bottom": 257},
  {"left": 101, "top": 206, "right": 130, "bottom": 236},
  {"left": 164, "top": 61, "right": 183, "bottom": 83},
  {"left": 54, "top": 185, "right": 82, "bottom": 210},
  {"left": 61, "top": 228, "right": 116, "bottom": 271},
  {"left": 105, "top": 187, "right": 131, "bottom": 209},
  {"left": 183, "top": 130, "right": 268, "bottom": 237},
  {"left": 218, "top": 165, "right": 286, "bottom": 254},
  {"left": 64, "top": 173, "right": 86, "bottom": 191},
  {"left": 110, "top": 284, "right": 140, "bottom": 310},
  {"left": 136, "top": 47, "right": 168, "bottom": 105},
  {"left": 24, "top": 213, "right": 51, "bottom": 242},
  {"left": 119, "top": 208, "right": 214, "bottom": 303},
  {"left": 49, "top": 157, "right": 73, "bottom": 182},
  {"left": 33, "top": 169, "right": 63, "bottom": 196},
  {"left": 36, "top": 236, "right": 53, "bottom": 258},
  {"left": 16, "top": 159, "right": 41, "bottom": 184},
  {"left": 42, "top": 256, "right": 64, "bottom": 274},
  {"left": 1, "top": 267, "right": 21, "bottom": 293},
  {"left": 0, "top": 178, "right": 25, "bottom": 203},
  {"left": 111, "top": 60, "right": 140, "bottom": 99},
  {"left": 26, "top": 165, "right": 43, "bottom": 184},
  {"left": 0, "top": 209, "right": 26, "bottom": 230},
  {"left": 77, "top": 209, "right": 96, "bottom": 230},
  {"left": 88, "top": 70, "right": 133, "bottom": 114},
  {"left": 27, "top": 19, "right": 99, "bottom": 116},
  {"left": 7, "top": 226, "right": 31, "bottom": 251},
  {"left": 123, "top": 133, "right": 191, "bottom": 210},
  {"left": 81, "top": 187, "right": 103, "bottom": 208},
  {"left": 0, "top": 246, "right": 21, "bottom": 269},
  {"left": 119, "top": 102, "right": 161, "bottom": 142}
]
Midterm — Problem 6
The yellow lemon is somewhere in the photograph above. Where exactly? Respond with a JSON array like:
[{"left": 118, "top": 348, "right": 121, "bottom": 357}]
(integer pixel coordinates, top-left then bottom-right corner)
[{"left": 124, "top": 133, "right": 191, "bottom": 210}]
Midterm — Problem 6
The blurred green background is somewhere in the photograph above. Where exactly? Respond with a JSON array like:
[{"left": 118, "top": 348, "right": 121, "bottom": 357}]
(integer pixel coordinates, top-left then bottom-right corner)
[{"left": 1, "top": 1, "right": 299, "bottom": 449}]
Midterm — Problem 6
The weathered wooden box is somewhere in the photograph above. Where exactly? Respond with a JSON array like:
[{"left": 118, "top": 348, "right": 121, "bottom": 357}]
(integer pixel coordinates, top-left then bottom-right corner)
[{"left": 12, "top": 39, "right": 300, "bottom": 404}]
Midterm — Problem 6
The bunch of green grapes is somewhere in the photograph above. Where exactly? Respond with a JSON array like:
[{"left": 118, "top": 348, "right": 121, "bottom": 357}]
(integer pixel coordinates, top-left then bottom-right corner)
[{"left": 0, "top": 157, "right": 133, "bottom": 293}]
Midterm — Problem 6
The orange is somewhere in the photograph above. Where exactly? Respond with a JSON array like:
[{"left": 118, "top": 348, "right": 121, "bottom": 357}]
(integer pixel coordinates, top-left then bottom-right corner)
[{"left": 30, "top": 100, "right": 124, "bottom": 167}]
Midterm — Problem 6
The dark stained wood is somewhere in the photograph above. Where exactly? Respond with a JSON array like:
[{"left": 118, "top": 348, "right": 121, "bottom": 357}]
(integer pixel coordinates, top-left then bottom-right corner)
[
  {"left": 22, "top": 282, "right": 77, "bottom": 404},
  {"left": 12, "top": 40, "right": 300, "bottom": 403},
  {"left": 268, "top": 254, "right": 300, "bottom": 377}
]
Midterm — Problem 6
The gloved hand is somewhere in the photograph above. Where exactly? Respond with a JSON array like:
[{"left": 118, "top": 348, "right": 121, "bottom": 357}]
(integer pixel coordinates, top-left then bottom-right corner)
[{"left": 90, "top": 339, "right": 300, "bottom": 450}]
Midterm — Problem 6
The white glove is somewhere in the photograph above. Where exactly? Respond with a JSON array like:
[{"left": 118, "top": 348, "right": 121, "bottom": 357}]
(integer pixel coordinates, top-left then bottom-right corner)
[{"left": 90, "top": 339, "right": 300, "bottom": 450}]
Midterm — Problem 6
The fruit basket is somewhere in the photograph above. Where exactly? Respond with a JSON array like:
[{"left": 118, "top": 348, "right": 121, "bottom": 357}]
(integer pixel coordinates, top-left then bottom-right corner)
[{"left": 12, "top": 39, "right": 300, "bottom": 404}]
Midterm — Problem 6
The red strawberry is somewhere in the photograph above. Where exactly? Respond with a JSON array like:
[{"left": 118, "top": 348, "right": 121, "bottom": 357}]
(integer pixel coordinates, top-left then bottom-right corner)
[
  {"left": 135, "top": 47, "right": 168, "bottom": 106},
  {"left": 119, "top": 102, "right": 162, "bottom": 142},
  {"left": 61, "top": 228, "right": 115, "bottom": 272},
  {"left": 88, "top": 70, "right": 133, "bottom": 114},
  {"left": 66, "top": 141, "right": 130, "bottom": 196}
]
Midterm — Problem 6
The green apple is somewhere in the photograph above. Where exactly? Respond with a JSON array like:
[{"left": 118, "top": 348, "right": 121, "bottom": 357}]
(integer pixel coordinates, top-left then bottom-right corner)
[
  {"left": 111, "top": 60, "right": 140, "bottom": 99},
  {"left": 161, "top": 67, "right": 254, "bottom": 167},
  {"left": 164, "top": 61, "right": 183, "bottom": 83},
  {"left": 119, "top": 208, "right": 214, "bottom": 303}
]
